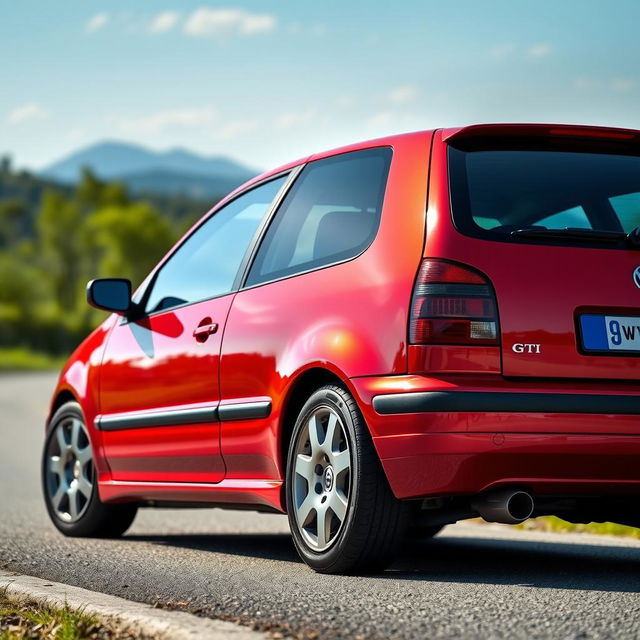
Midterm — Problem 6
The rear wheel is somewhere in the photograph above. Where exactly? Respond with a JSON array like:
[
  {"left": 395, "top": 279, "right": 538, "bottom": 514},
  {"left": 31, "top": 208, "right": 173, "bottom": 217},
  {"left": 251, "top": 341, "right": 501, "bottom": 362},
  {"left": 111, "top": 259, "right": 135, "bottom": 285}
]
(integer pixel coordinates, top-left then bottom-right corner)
[
  {"left": 42, "top": 401, "right": 137, "bottom": 538},
  {"left": 286, "top": 384, "right": 408, "bottom": 573}
]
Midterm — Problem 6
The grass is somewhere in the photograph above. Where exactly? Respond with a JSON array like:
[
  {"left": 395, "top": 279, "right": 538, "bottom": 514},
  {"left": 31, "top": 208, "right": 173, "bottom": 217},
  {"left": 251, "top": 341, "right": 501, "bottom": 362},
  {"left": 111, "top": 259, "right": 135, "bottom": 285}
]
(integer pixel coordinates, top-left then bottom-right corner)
[
  {"left": 0, "top": 348, "right": 64, "bottom": 372},
  {"left": 517, "top": 516, "right": 640, "bottom": 539},
  {"left": 0, "top": 590, "right": 98, "bottom": 640},
  {"left": 0, "top": 588, "right": 153, "bottom": 640}
]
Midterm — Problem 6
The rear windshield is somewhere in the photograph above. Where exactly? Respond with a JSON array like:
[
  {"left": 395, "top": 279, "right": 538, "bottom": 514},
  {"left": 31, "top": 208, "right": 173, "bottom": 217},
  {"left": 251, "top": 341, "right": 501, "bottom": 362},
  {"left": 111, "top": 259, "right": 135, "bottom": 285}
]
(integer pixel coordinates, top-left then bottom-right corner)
[{"left": 448, "top": 143, "right": 640, "bottom": 245}]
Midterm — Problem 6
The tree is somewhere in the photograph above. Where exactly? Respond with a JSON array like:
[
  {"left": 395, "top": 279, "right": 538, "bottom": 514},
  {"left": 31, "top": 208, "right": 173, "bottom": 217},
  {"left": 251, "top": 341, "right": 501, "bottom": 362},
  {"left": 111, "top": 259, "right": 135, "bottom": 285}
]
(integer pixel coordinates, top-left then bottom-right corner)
[
  {"left": 0, "top": 155, "right": 11, "bottom": 175},
  {"left": 0, "top": 198, "right": 28, "bottom": 246},
  {"left": 85, "top": 202, "right": 174, "bottom": 287},
  {"left": 35, "top": 189, "right": 85, "bottom": 313}
]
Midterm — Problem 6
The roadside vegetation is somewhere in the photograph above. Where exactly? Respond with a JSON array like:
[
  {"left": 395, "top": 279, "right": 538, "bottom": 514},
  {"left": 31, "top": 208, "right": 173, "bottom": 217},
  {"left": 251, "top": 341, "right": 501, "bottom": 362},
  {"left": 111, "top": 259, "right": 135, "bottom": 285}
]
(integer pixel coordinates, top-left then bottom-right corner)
[
  {"left": 0, "top": 589, "right": 149, "bottom": 640},
  {"left": 519, "top": 516, "right": 640, "bottom": 539},
  {"left": 0, "top": 348, "right": 64, "bottom": 372},
  {"left": 0, "top": 156, "right": 214, "bottom": 368}
]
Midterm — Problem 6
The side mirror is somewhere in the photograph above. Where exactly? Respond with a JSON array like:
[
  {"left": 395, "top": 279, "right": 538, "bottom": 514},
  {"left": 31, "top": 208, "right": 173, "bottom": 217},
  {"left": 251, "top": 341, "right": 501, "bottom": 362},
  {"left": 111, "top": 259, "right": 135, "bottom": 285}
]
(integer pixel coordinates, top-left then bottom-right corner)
[{"left": 86, "top": 278, "right": 132, "bottom": 314}]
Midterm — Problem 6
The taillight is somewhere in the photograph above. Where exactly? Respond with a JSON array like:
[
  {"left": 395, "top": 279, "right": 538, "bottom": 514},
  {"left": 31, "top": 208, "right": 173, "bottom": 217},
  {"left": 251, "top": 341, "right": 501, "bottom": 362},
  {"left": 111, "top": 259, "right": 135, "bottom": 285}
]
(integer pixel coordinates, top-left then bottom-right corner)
[{"left": 409, "top": 259, "right": 499, "bottom": 346}]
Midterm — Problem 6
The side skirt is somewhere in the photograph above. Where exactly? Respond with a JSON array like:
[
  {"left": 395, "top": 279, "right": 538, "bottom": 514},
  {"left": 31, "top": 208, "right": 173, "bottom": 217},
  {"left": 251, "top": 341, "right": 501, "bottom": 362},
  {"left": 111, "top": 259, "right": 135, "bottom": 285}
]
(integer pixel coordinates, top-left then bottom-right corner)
[{"left": 98, "top": 478, "right": 285, "bottom": 513}]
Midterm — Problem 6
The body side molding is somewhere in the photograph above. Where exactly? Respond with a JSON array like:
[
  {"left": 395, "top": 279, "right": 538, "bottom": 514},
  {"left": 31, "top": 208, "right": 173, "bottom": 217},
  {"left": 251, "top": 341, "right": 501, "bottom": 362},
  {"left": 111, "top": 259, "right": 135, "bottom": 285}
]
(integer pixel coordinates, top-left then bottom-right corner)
[
  {"left": 218, "top": 400, "right": 272, "bottom": 421},
  {"left": 96, "top": 399, "right": 273, "bottom": 431}
]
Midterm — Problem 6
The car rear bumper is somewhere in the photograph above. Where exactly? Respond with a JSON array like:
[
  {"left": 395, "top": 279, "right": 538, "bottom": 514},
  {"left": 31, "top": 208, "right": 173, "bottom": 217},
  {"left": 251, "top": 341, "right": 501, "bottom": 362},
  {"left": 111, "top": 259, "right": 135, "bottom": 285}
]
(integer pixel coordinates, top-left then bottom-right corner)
[{"left": 349, "top": 374, "right": 640, "bottom": 500}]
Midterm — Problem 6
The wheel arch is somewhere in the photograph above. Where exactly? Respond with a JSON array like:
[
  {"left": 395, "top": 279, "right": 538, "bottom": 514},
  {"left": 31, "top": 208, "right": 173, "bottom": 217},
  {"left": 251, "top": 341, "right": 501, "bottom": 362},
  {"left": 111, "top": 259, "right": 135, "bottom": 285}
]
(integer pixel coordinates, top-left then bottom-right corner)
[
  {"left": 48, "top": 389, "right": 78, "bottom": 429},
  {"left": 278, "top": 367, "right": 345, "bottom": 484},
  {"left": 278, "top": 365, "right": 370, "bottom": 486}
]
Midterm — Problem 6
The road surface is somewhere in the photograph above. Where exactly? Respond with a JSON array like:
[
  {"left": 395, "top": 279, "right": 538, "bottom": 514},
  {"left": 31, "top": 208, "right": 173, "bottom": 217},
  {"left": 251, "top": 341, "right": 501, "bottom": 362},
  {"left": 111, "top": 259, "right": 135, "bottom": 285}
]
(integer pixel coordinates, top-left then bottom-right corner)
[{"left": 1, "top": 372, "right": 639, "bottom": 639}]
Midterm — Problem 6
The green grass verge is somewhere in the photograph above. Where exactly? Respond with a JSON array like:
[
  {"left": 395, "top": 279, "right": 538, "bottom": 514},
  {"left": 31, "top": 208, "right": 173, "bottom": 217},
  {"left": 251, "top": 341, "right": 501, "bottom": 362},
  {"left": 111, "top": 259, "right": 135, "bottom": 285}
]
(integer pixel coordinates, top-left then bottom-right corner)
[
  {"left": 518, "top": 516, "right": 640, "bottom": 539},
  {"left": 0, "top": 590, "right": 98, "bottom": 640},
  {"left": 0, "top": 348, "right": 64, "bottom": 372}
]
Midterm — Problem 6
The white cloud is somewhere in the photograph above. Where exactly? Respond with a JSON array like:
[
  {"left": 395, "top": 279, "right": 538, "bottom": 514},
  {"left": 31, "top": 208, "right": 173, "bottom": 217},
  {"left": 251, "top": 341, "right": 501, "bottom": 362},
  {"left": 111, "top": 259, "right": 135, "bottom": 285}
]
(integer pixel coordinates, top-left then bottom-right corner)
[
  {"left": 335, "top": 95, "right": 355, "bottom": 108},
  {"left": 6, "top": 102, "right": 49, "bottom": 125},
  {"left": 275, "top": 109, "right": 316, "bottom": 129},
  {"left": 148, "top": 11, "right": 181, "bottom": 34},
  {"left": 215, "top": 119, "right": 259, "bottom": 139},
  {"left": 528, "top": 42, "right": 553, "bottom": 58},
  {"left": 387, "top": 85, "right": 418, "bottom": 104},
  {"left": 611, "top": 77, "right": 637, "bottom": 93},
  {"left": 488, "top": 42, "right": 516, "bottom": 59},
  {"left": 115, "top": 106, "right": 216, "bottom": 134},
  {"left": 85, "top": 12, "right": 109, "bottom": 33},
  {"left": 573, "top": 76, "right": 637, "bottom": 93},
  {"left": 573, "top": 75, "right": 598, "bottom": 90},
  {"left": 367, "top": 112, "right": 394, "bottom": 128},
  {"left": 183, "top": 8, "right": 276, "bottom": 37}
]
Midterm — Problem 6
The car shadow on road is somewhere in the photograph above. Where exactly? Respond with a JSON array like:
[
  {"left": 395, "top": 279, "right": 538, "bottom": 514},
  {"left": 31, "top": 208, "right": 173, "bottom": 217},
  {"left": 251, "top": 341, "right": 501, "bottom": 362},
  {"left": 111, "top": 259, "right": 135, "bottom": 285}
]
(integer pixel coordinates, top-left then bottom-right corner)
[
  {"left": 389, "top": 534, "right": 640, "bottom": 593},
  {"left": 124, "top": 531, "right": 640, "bottom": 592},
  {"left": 125, "top": 532, "right": 300, "bottom": 563}
]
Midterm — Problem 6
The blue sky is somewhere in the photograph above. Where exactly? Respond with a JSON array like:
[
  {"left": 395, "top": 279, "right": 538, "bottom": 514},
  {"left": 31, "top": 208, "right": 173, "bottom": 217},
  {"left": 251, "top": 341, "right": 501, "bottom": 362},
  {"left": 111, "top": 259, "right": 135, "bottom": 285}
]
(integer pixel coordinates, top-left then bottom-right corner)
[{"left": 2, "top": 1, "right": 639, "bottom": 171}]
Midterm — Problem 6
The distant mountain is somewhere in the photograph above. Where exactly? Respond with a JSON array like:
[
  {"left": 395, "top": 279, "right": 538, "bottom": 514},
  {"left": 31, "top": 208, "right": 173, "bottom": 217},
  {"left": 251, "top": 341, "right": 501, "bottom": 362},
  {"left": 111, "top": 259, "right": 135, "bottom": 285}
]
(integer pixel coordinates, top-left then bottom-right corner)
[
  {"left": 116, "top": 168, "right": 252, "bottom": 201},
  {"left": 40, "top": 141, "right": 258, "bottom": 199}
]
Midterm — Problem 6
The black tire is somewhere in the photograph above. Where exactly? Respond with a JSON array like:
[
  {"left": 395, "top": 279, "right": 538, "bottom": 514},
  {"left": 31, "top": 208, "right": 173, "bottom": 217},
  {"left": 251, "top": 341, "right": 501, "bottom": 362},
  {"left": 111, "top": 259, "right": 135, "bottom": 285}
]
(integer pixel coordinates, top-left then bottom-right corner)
[
  {"left": 285, "top": 384, "right": 409, "bottom": 574},
  {"left": 42, "top": 401, "right": 137, "bottom": 538}
]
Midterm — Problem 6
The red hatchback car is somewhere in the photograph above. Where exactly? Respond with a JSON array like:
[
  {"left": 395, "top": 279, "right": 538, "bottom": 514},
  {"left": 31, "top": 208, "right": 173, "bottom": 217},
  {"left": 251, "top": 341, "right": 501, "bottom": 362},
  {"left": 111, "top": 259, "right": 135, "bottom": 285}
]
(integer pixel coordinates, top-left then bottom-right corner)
[{"left": 43, "top": 123, "right": 640, "bottom": 573}]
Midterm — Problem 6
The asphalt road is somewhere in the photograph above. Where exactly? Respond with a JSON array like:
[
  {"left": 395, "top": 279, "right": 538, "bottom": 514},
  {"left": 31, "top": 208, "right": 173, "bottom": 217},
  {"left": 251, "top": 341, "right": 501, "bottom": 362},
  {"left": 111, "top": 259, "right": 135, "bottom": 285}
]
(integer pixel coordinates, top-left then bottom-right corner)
[{"left": 2, "top": 372, "right": 640, "bottom": 639}]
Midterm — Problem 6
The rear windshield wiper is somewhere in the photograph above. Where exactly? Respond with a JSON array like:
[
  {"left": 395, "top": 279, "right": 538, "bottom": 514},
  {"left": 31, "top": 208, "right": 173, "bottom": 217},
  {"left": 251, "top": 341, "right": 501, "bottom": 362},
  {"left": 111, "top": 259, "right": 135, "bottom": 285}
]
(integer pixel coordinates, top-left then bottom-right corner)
[{"left": 510, "top": 227, "right": 628, "bottom": 244}]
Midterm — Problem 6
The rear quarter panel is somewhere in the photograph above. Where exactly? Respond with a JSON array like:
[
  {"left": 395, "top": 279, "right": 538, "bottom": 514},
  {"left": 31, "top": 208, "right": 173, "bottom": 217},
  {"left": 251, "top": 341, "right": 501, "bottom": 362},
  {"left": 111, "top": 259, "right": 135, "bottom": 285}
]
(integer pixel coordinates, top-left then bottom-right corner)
[{"left": 219, "top": 131, "right": 433, "bottom": 481}]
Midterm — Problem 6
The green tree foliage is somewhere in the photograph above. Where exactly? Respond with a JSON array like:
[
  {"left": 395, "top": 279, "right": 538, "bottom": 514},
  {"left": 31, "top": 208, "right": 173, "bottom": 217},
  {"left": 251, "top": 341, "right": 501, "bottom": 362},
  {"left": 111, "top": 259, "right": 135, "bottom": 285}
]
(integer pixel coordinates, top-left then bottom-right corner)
[
  {"left": 85, "top": 202, "right": 174, "bottom": 287},
  {"left": 0, "top": 198, "right": 28, "bottom": 246},
  {"left": 0, "top": 165, "right": 206, "bottom": 356}
]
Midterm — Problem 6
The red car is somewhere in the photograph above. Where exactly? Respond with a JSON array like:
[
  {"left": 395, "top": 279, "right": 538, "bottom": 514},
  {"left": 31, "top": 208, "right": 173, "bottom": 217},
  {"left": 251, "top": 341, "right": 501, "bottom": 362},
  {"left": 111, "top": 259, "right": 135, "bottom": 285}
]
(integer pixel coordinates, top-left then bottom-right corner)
[{"left": 43, "top": 123, "right": 640, "bottom": 573}]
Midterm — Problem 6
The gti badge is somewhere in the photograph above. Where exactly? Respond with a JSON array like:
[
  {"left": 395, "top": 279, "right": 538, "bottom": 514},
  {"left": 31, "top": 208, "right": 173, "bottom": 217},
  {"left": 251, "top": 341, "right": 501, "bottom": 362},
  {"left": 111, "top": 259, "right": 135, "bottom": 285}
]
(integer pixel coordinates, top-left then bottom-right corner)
[
  {"left": 634, "top": 266, "right": 640, "bottom": 289},
  {"left": 512, "top": 343, "right": 541, "bottom": 354}
]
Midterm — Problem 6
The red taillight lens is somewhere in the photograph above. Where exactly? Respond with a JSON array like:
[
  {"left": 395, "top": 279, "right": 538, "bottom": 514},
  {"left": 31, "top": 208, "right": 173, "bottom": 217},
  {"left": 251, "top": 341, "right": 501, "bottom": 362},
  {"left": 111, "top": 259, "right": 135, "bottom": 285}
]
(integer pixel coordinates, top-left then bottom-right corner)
[{"left": 409, "top": 260, "right": 500, "bottom": 346}]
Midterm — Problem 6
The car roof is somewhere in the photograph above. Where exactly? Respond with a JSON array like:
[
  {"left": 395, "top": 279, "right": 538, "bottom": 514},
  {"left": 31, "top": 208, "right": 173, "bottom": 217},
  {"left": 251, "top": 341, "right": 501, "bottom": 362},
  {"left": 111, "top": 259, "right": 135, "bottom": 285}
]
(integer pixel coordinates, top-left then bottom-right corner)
[{"left": 221, "top": 122, "right": 640, "bottom": 206}]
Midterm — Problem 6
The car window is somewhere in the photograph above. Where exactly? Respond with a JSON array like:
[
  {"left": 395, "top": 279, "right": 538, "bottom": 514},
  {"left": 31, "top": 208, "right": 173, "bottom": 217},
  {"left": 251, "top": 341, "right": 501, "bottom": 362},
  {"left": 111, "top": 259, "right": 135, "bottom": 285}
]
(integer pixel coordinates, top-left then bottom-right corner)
[
  {"left": 536, "top": 206, "right": 591, "bottom": 229},
  {"left": 449, "top": 146, "right": 640, "bottom": 244},
  {"left": 609, "top": 192, "right": 640, "bottom": 233},
  {"left": 145, "top": 176, "right": 286, "bottom": 313},
  {"left": 246, "top": 147, "right": 392, "bottom": 287}
]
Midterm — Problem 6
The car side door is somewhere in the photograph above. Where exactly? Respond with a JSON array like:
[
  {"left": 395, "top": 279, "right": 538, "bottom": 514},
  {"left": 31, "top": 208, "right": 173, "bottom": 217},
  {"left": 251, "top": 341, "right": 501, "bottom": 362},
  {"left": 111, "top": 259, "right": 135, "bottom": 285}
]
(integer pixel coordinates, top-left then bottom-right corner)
[{"left": 97, "top": 175, "right": 288, "bottom": 483}]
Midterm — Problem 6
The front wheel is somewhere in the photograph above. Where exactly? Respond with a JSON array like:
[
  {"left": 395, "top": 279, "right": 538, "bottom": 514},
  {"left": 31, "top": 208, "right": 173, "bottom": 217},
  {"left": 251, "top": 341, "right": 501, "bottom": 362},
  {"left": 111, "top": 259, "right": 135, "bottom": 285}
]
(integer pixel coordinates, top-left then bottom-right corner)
[
  {"left": 42, "top": 401, "right": 137, "bottom": 538},
  {"left": 286, "top": 385, "right": 408, "bottom": 574}
]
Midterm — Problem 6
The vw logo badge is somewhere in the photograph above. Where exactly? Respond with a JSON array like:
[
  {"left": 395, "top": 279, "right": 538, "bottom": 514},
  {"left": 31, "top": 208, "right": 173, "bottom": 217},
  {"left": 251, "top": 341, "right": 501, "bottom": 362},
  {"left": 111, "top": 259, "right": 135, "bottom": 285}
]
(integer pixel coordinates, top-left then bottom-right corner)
[{"left": 634, "top": 267, "right": 640, "bottom": 289}]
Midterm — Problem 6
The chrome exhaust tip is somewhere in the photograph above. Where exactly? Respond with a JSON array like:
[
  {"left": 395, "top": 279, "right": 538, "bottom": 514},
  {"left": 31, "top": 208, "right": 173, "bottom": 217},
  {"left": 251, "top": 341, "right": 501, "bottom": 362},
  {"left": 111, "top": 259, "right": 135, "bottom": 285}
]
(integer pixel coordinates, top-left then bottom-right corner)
[{"left": 472, "top": 489, "right": 534, "bottom": 524}]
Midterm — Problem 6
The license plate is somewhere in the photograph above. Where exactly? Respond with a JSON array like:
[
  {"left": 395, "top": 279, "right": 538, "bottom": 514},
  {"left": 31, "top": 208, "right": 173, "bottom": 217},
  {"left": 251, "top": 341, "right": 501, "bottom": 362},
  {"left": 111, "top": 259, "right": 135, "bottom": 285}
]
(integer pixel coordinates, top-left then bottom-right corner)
[{"left": 580, "top": 314, "right": 640, "bottom": 353}]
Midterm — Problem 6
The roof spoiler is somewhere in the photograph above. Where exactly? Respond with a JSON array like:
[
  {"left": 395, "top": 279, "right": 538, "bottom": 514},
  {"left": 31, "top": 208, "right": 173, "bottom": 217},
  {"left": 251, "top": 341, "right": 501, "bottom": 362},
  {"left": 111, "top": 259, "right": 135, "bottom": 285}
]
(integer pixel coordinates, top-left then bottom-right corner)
[{"left": 443, "top": 123, "right": 639, "bottom": 144}]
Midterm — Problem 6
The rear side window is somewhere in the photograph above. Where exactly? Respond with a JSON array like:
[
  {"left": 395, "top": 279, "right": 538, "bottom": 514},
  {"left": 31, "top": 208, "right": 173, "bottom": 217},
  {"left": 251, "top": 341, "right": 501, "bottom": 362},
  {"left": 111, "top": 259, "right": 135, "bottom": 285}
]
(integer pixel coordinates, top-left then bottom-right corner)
[
  {"left": 449, "top": 144, "right": 640, "bottom": 244},
  {"left": 246, "top": 147, "right": 392, "bottom": 286}
]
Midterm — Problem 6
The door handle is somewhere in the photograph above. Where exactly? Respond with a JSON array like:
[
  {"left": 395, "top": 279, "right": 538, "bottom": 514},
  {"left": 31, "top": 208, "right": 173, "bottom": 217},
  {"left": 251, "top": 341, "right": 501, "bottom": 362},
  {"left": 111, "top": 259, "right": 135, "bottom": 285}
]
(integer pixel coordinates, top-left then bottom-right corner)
[{"left": 193, "top": 321, "right": 218, "bottom": 342}]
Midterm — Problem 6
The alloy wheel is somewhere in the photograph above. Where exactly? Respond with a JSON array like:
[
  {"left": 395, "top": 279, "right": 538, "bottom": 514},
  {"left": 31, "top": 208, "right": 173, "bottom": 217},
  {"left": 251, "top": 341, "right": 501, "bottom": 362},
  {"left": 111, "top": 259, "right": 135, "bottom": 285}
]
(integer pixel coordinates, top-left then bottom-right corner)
[
  {"left": 292, "top": 406, "right": 351, "bottom": 551},
  {"left": 45, "top": 416, "right": 94, "bottom": 523}
]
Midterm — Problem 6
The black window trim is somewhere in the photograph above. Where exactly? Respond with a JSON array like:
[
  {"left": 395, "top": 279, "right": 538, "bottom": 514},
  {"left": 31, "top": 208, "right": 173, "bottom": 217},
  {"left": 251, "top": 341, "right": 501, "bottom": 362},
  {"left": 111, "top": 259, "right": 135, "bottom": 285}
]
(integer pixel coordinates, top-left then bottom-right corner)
[
  {"left": 125, "top": 168, "right": 301, "bottom": 322},
  {"left": 238, "top": 145, "right": 394, "bottom": 292}
]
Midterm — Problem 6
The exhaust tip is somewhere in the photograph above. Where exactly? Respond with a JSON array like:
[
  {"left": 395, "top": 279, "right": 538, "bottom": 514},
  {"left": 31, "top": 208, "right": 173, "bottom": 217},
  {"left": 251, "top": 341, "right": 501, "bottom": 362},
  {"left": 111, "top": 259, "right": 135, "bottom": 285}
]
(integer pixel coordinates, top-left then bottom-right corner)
[
  {"left": 505, "top": 491, "right": 535, "bottom": 522},
  {"left": 472, "top": 489, "right": 534, "bottom": 524}
]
